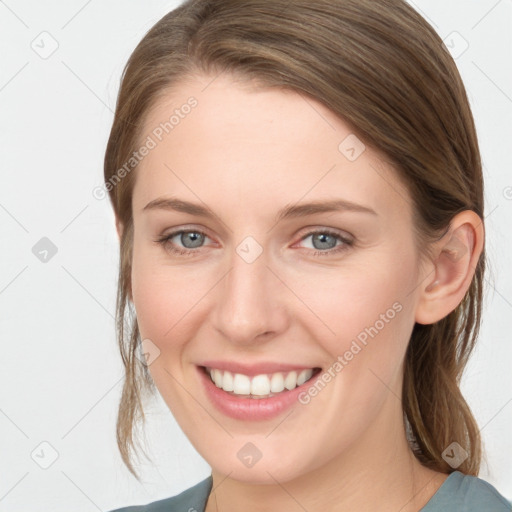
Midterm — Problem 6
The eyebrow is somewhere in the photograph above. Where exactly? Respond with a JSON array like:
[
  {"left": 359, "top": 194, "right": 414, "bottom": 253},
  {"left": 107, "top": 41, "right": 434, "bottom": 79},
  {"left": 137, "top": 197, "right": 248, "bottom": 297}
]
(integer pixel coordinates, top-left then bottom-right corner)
[{"left": 142, "top": 197, "right": 378, "bottom": 221}]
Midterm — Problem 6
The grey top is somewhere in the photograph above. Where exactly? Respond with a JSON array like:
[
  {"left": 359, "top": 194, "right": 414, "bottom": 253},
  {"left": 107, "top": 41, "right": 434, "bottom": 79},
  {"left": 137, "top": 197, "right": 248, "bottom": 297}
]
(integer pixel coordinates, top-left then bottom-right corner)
[{"left": 108, "top": 471, "right": 511, "bottom": 511}]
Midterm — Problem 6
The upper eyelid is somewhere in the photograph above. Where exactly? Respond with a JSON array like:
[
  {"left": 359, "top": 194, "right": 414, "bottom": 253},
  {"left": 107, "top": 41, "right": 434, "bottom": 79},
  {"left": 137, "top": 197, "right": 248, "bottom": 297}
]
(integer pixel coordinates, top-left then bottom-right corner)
[
  {"left": 297, "top": 226, "right": 352, "bottom": 240},
  {"left": 161, "top": 223, "right": 351, "bottom": 236},
  {"left": 162, "top": 227, "right": 213, "bottom": 242}
]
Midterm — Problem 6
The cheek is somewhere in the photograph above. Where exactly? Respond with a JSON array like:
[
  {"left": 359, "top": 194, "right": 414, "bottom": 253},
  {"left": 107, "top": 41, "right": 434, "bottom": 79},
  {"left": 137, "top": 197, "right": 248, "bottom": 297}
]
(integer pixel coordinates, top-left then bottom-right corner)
[
  {"left": 295, "top": 252, "right": 416, "bottom": 394},
  {"left": 296, "top": 258, "right": 412, "bottom": 343},
  {"left": 287, "top": 270, "right": 414, "bottom": 459},
  {"left": 130, "top": 246, "right": 206, "bottom": 414},
  {"left": 131, "top": 241, "right": 178, "bottom": 344},
  {"left": 130, "top": 241, "right": 214, "bottom": 356}
]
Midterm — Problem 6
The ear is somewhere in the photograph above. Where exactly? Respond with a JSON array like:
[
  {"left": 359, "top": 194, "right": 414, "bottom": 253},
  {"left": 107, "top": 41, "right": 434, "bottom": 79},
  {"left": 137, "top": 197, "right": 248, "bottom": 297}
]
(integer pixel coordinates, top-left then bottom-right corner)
[{"left": 415, "top": 210, "right": 484, "bottom": 325}]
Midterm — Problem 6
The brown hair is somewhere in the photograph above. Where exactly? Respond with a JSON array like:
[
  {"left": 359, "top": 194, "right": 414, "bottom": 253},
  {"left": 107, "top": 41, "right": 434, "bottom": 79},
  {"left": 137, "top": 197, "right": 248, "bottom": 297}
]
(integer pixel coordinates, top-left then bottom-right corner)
[{"left": 104, "top": 0, "right": 486, "bottom": 479}]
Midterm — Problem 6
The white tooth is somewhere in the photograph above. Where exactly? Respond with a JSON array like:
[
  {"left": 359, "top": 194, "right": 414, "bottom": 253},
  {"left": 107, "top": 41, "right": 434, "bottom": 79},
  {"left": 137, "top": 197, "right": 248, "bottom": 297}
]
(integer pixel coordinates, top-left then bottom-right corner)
[
  {"left": 284, "top": 371, "right": 298, "bottom": 390},
  {"left": 233, "top": 373, "right": 251, "bottom": 395},
  {"left": 270, "top": 372, "right": 285, "bottom": 393},
  {"left": 213, "top": 369, "right": 223, "bottom": 388},
  {"left": 210, "top": 367, "right": 314, "bottom": 396},
  {"left": 251, "top": 374, "right": 271, "bottom": 396},
  {"left": 297, "top": 368, "right": 313, "bottom": 386},
  {"left": 222, "top": 371, "right": 234, "bottom": 392}
]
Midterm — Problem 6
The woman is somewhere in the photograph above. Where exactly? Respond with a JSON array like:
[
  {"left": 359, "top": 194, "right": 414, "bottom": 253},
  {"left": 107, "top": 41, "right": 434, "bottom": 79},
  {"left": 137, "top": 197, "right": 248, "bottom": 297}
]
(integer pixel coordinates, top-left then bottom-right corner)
[{"left": 104, "top": 0, "right": 511, "bottom": 510}]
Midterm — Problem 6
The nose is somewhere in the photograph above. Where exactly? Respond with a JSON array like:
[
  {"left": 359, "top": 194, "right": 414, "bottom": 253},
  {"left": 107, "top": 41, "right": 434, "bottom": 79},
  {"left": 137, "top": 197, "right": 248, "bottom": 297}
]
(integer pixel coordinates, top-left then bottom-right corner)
[{"left": 212, "top": 246, "right": 290, "bottom": 346}]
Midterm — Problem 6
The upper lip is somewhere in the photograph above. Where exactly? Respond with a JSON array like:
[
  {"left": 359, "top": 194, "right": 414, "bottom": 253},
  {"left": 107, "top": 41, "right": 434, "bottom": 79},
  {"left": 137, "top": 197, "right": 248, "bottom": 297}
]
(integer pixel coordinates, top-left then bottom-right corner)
[{"left": 199, "top": 360, "right": 321, "bottom": 377}]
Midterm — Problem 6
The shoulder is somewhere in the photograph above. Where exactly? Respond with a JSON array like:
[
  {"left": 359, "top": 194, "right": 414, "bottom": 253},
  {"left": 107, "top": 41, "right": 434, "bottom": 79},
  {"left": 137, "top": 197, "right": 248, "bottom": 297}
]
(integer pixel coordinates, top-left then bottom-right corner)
[
  {"left": 422, "top": 471, "right": 511, "bottom": 512},
  {"left": 107, "top": 475, "right": 213, "bottom": 512}
]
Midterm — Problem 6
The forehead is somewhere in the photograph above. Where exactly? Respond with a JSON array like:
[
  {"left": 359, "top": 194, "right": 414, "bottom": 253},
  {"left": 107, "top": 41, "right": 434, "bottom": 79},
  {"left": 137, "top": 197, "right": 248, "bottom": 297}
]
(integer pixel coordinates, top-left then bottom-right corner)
[{"left": 133, "top": 73, "right": 411, "bottom": 222}]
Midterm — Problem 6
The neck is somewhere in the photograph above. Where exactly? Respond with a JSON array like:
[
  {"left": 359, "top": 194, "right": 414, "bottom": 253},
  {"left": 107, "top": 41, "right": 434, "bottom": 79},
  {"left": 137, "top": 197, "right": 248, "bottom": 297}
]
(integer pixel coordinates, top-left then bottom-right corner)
[{"left": 205, "top": 392, "right": 448, "bottom": 512}]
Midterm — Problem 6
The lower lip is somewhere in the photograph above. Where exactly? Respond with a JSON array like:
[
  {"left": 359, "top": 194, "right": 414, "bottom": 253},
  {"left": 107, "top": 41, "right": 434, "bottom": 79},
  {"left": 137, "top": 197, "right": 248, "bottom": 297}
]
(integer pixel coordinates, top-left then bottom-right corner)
[{"left": 197, "top": 366, "right": 320, "bottom": 421}]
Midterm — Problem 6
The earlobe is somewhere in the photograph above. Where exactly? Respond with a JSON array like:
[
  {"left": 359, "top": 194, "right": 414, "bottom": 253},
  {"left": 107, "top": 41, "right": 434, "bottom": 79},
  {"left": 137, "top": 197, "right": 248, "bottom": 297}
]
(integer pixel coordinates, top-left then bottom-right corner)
[{"left": 415, "top": 210, "right": 484, "bottom": 325}]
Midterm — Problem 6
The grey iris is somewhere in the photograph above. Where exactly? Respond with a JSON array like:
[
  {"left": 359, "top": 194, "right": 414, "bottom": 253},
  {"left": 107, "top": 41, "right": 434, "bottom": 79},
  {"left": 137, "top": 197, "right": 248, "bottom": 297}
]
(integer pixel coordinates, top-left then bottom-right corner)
[
  {"left": 181, "top": 232, "right": 204, "bottom": 248},
  {"left": 312, "top": 233, "right": 337, "bottom": 250}
]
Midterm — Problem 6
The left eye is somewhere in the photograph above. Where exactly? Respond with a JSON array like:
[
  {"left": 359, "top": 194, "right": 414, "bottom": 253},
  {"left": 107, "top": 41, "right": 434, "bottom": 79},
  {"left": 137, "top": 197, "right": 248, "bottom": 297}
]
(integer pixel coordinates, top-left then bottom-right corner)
[{"left": 296, "top": 230, "right": 353, "bottom": 253}]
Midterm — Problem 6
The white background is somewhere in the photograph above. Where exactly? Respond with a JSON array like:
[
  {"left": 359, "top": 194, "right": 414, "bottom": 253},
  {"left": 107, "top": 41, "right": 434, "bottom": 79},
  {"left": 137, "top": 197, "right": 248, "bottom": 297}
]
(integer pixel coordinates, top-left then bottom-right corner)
[{"left": 0, "top": 1, "right": 511, "bottom": 510}]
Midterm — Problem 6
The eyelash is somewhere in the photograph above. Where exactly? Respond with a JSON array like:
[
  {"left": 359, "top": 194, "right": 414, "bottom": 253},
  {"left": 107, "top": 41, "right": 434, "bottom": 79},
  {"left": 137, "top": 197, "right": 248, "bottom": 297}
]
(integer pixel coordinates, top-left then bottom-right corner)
[{"left": 155, "top": 228, "right": 354, "bottom": 257}]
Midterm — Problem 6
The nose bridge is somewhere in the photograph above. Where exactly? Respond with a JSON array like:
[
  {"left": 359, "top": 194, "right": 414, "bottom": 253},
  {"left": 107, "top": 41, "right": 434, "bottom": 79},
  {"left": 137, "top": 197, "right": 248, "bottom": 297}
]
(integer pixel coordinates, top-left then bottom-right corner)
[{"left": 213, "top": 240, "right": 288, "bottom": 344}]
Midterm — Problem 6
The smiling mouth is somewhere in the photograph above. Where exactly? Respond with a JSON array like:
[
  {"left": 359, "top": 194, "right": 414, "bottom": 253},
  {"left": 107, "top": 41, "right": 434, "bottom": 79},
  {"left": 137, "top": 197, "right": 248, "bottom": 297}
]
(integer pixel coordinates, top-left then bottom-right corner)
[{"left": 201, "top": 366, "right": 322, "bottom": 399}]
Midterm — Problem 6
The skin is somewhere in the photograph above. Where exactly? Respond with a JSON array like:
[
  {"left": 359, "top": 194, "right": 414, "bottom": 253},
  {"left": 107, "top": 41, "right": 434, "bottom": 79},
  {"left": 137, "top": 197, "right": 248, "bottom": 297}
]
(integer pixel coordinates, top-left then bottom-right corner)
[{"left": 118, "top": 72, "right": 484, "bottom": 512}]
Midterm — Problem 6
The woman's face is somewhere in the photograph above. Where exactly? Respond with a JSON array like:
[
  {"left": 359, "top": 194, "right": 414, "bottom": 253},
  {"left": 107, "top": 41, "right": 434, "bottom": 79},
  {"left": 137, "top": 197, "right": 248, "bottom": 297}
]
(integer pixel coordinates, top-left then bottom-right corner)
[{"left": 129, "top": 73, "right": 427, "bottom": 483}]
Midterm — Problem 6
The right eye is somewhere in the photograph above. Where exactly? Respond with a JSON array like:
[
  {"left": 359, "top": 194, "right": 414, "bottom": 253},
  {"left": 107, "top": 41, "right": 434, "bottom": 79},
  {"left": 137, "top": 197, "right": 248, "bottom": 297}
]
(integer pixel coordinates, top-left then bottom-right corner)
[{"left": 155, "top": 229, "right": 213, "bottom": 256}]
